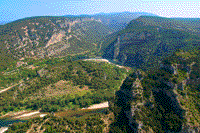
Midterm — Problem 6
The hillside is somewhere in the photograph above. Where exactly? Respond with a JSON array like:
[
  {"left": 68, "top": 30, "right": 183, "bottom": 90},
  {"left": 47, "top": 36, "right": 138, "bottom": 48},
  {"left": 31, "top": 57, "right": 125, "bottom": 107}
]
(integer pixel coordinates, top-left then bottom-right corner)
[
  {"left": 109, "top": 49, "right": 200, "bottom": 132},
  {"left": 0, "top": 12, "right": 157, "bottom": 70},
  {"left": 101, "top": 16, "right": 200, "bottom": 70},
  {"left": 0, "top": 16, "right": 113, "bottom": 60}
]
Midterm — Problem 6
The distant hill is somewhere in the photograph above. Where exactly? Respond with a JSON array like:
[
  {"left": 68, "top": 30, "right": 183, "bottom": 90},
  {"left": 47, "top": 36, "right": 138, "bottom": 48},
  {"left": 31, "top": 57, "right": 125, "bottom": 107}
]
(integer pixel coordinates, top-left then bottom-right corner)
[
  {"left": 101, "top": 16, "right": 200, "bottom": 70},
  {"left": 91, "top": 12, "right": 158, "bottom": 32},
  {"left": 0, "top": 22, "right": 8, "bottom": 25},
  {"left": 0, "top": 16, "right": 113, "bottom": 60}
]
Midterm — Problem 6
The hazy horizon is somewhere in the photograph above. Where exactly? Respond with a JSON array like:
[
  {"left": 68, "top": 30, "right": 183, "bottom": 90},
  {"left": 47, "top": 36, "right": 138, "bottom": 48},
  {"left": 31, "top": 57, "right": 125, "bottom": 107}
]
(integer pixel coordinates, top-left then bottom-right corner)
[{"left": 0, "top": 0, "right": 199, "bottom": 24}]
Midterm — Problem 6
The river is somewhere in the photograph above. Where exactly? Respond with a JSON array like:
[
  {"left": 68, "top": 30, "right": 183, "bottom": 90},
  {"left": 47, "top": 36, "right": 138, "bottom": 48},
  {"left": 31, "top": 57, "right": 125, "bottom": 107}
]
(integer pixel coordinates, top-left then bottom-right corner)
[{"left": 0, "top": 119, "right": 27, "bottom": 133}]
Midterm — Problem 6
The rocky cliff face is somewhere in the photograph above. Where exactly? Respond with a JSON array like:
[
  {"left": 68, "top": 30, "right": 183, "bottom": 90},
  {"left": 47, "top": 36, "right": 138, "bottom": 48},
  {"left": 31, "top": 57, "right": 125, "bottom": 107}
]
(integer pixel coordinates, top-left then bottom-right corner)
[
  {"left": 103, "top": 31, "right": 153, "bottom": 68},
  {"left": 110, "top": 60, "right": 200, "bottom": 132},
  {"left": 109, "top": 71, "right": 144, "bottom": 132},
  {"left": 102, "top": 16, "right": 200, "bottom": 70}
]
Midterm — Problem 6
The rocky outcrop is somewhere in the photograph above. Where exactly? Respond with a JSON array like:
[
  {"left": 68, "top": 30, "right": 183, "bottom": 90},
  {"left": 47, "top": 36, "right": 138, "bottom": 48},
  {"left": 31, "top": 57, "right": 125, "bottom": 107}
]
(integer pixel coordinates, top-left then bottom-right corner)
[
  {"left": 152, "top": 66, "right": 185, "bottom": 132},
  {"left": 113, "top": 36, "right": 120, "bottom": 61},
  {"left": 110, "top": 71, "right": 144, "bottom": 132},
  {"left": 16, "top": 61, "right": 27, "bottom": 67},
  {"left": 45, "top": 30, "right": 66, "bottom": 48},
  {"left": 65, "top": 20, "right": 79, "bottom": 33},
  {"left": 37, "top": 68, "right": 49, "bottom": 78},
  {"left": 122, "top": 53, "right": 127, "bottom": 65},
  {"left": 110, "top": 61, "right": 199, "bottom": 132},
  {"left": 103, "top": 31, "right": 156, "bottom": 68}
]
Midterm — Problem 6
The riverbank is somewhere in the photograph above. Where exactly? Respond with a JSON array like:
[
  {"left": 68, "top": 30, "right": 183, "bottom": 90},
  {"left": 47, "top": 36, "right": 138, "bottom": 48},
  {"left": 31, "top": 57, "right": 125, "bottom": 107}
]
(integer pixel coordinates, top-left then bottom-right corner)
[
  {"left": 83, "top": 58, "right": 131, "bottom": 72},
  {"left": 0, "top": 127, "right": 8, "bottom": 133},
  {"left": 82, "top": 101, "right": 109, "bottom": 110}
]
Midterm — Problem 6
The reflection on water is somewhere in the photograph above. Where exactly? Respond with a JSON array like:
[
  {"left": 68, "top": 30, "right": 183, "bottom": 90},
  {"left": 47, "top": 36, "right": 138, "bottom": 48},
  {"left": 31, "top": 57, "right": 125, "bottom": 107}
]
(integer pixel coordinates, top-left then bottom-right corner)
[{"left": 0, "top": 119, "right": 27, "bottom": 127}]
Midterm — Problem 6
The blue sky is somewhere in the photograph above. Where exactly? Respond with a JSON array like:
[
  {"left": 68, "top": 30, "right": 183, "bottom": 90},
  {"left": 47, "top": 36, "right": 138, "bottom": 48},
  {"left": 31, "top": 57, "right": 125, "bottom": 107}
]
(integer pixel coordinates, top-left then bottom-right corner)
[{"left": 0, "top": 0, "right": 199, "bottom": 24}]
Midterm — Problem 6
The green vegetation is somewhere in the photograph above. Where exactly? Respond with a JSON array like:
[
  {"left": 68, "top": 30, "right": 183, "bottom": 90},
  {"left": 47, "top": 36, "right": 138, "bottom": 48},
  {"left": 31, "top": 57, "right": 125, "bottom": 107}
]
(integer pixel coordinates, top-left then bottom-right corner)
[
  {"left": 101, "top": 16, "right": 200, "bottom": 70},
  {"left": 0, "top": 55, "right": 131, "bottom": 115},
  {"left": 6, "top": 109, "right": 114, "bottom": 133},
  {"left": 1, "top": 15, "right": 200, "bottom": 132},
  {"left": 2, "top": 49, "right": 200, "bottom": 133},
  {"left": 107, "top": 48, "right": 200, "bottom": 132},
  {"left": 139, "top": 49, "right": 200, "bottom": 131},
  {"left": 0, "top": 15, "right": 114, "bottom": 63},
  {"left": 0, "top": 54, "right": 94, "bottom": 88}
]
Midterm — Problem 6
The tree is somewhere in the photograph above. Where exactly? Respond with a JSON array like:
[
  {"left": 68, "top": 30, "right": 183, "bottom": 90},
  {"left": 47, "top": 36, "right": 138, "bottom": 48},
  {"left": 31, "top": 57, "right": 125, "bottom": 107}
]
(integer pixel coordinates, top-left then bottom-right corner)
[{"left": 68, "top": 65, "right": 73, "bottom": 71}]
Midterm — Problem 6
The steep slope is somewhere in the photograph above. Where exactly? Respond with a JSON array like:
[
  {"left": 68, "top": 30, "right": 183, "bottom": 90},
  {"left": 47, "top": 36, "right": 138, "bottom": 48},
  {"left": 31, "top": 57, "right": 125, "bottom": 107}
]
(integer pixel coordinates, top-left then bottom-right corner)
[
  {"left": 110, "top": 50, "right": 200, "bottom": 132},
  {"left": 0, "top": 16, "right": 113, "bottom": 59},
  {"left": 0, "top": 44, "right": 16, "bottom": 71},
  {"left": 0, "top": 12, "right": 158, "bottom": 66},
  {"left": 101, "top": 16, "right": 200, "bottom": 70}
]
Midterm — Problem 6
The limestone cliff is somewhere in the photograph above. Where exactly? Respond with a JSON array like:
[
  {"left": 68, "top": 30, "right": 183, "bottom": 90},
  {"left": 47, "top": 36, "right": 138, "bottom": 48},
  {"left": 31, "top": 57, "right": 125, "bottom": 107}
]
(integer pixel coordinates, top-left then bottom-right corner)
[
  {"left": 109, "top": 59, "right": 200, "bottom": 132},
  {"left": 45, "top": 30, "right": 66, "bottom": 48},
  {"left": 102, "top": 16, "right": 200, "bottom": 70},
  {"left": 109, "top": 71, "right": 144, "bottom": 132}
]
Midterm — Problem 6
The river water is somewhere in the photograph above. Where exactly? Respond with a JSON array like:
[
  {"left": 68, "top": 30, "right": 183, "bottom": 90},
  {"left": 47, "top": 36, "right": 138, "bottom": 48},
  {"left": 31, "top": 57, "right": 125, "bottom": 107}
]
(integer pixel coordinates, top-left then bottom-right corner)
[
  {"left": 0, "top": 119, "right": 27, "bottom": 127},
  {"left": 0, "top": 119, "right": 27, "bottom": 133}
]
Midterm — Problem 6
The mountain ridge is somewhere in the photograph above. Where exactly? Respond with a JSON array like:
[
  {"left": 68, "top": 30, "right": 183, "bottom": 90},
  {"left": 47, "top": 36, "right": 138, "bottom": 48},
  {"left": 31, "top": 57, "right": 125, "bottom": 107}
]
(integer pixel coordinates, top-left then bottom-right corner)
[
  {"left": 101, "top": 15, "right": 200, "bottom": 70},
  {"left": 0, "top": 12, "right": 160, "bottom": 70}
]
